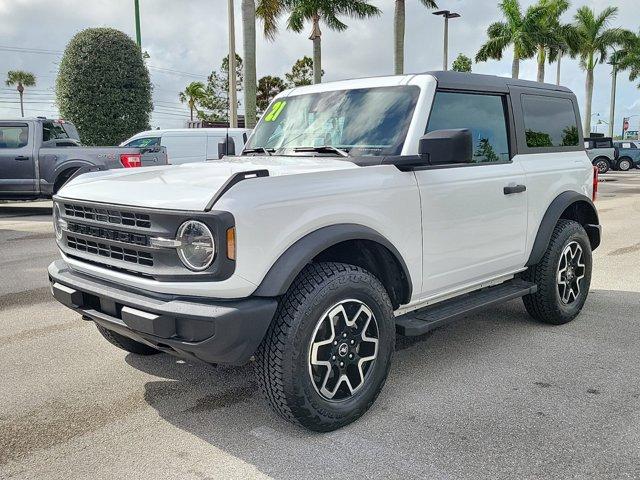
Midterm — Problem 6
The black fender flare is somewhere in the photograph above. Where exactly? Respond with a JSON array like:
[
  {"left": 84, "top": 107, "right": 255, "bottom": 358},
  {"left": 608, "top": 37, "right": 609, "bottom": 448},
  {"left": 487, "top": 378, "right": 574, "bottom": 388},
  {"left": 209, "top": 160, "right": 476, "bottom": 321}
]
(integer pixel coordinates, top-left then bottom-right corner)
[
  {"left": 52, "top": 160, "right": 96, "bottom": 192},
  {"left": 53, "top": 159, "right": 94, "bottom": 181},
  {"left": 252, "top": 224, "right": 413, "bottom": 301},
  {"left": 526, "top": 191, "right": 600, "bottom": 266}
]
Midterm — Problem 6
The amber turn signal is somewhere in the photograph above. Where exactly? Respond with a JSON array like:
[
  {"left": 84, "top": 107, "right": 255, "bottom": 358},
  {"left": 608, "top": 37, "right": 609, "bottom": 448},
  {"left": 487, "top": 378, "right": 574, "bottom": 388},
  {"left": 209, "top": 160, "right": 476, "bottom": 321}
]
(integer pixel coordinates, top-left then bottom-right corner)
[{"left": 226, "top": 227, "right": 236, "bottom": 260}]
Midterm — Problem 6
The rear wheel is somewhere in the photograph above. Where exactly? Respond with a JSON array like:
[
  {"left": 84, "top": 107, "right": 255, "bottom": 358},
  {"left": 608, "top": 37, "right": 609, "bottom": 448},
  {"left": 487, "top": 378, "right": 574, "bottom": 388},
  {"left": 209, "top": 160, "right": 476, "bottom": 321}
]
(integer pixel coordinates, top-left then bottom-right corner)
[
  {"left": 617, "top": 157, "right": 632, "bottom": 171},
  {"left": 255, "top": 262, "right": 395, "bottom": 431},
  {"left": 95, "top": 323, "right": 160, "bottom": 355},
  {"left": 53, "top": 168, "right": 78, "bottom": 194},
  {"left": 522, "top": 220, "right": 592, "bottom": 325},
  {"left": 593, "top": 158, "right": 610, "bottom": 174}
]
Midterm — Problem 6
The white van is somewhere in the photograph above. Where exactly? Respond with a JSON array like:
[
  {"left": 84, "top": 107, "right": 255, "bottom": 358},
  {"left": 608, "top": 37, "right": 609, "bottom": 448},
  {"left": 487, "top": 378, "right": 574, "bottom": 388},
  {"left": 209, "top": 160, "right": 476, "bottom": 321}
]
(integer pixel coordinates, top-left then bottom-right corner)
[{"left": 121, "top": 128, "right": 250, "bottom": 164}]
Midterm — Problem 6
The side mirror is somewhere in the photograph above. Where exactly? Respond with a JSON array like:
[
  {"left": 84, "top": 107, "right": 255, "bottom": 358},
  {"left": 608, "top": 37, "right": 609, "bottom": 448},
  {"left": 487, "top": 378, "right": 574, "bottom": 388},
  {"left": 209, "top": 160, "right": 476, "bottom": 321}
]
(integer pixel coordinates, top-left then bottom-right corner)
[
  {"left": 218, "top": 137, "right": 236, "bottom": 159},
  {"left": 418, "top": 128, "right": 473, "bottom": 165}
]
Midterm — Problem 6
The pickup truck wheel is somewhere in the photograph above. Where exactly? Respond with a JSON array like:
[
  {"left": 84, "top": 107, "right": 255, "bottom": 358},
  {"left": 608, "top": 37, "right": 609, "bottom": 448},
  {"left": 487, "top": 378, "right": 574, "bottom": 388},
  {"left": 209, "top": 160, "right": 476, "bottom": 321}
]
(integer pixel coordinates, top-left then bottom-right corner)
[
  {"left": 522, "top": 220, "right": 592, "bottom": 325},
  {"left": 254, "top": 262, "right": 395, "bottom": 431},
  {"left": 593, "top": 158, "right": 610, "bottom": 174},
  {"left": 617, "top": 157, "right": 632, "bottom": 172},
  {"left": 53, "top": 168, "right": 78, "bottom": 194},
  {"left": 95, "top": 323, "right": 160, "bottom": 355}
]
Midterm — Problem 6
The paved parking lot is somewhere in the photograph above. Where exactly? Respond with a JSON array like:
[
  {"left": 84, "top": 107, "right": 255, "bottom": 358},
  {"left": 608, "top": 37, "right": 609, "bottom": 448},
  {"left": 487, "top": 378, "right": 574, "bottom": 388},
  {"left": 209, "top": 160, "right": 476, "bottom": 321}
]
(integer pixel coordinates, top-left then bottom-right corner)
[{"left": 1, "top": 174, "right": 639, "bottom": 479}]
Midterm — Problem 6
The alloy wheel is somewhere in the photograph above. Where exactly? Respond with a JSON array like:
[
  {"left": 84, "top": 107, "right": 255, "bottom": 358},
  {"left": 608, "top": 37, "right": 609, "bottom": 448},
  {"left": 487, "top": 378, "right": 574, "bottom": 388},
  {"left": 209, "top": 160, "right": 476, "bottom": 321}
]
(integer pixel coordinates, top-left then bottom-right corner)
[
  {"left": 308, "top": 299, "right": 379, "bottom": 401},
  {"left": 619, "top": 159, "right": 631, "bottom": 171},
  {"left": 557, "top": 241, "right": 586, "bottom": 305},
  {"left": 596, "top": 160, "right": 609, "bottom": 174}
]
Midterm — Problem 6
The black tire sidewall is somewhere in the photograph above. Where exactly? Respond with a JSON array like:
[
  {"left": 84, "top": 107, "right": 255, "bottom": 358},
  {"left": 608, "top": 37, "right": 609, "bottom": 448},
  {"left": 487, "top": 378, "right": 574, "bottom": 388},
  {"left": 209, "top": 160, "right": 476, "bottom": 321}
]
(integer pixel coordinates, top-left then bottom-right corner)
[
  {"left": 594, "top": 159, "right": 609, "bottom": 174},
  {"left": 285, "top": 269, "right": 394, "bottom": 429},
  {"left": 542, "top": 223, "right": 592, "bottom": 322},
  {"left": 618, "top": 158, "right": 632, "bottom": 171}
]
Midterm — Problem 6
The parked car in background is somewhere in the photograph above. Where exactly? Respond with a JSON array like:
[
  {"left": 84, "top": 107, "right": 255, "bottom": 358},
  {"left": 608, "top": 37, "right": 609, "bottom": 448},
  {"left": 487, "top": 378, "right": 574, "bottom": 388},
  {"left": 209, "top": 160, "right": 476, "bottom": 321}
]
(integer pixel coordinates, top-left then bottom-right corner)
[
  {"left": 613, "top": 141, "right": 640, "bottom": 170},
  {"left": 121, "top": 128, "right": 250, "bottom": 164},
  {"left": 585, "top": 136, "right": 617, "bottom": 174},
  {"left": 0, "top": 118, "right": 168, "bottom": 201}
]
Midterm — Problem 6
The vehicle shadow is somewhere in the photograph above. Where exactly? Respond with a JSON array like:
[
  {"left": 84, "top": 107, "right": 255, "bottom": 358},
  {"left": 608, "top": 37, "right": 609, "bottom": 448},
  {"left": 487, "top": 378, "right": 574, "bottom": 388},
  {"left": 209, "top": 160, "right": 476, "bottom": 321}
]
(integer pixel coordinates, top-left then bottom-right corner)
[
  {"left": 129, "top": 289, "right": 639, "bottom": 479},
  {"left": 0, "top": 204, "right": 52, "bottom": 219}
]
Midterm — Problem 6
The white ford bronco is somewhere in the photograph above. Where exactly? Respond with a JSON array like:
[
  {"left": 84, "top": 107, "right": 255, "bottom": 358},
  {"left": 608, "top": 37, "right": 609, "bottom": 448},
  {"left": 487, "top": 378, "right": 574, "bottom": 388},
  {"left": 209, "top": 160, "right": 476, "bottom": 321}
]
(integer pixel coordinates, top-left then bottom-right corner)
[{"left": 49, "top": 72, "right": 600, "bottom": 431}]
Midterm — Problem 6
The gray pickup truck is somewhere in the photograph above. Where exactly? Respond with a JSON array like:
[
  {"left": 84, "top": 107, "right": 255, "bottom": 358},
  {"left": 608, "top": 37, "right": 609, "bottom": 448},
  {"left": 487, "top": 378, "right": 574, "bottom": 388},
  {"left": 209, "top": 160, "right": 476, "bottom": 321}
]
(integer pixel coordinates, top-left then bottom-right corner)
[{"left": 0, "top": 118, "right": 168, "bottom": 200}]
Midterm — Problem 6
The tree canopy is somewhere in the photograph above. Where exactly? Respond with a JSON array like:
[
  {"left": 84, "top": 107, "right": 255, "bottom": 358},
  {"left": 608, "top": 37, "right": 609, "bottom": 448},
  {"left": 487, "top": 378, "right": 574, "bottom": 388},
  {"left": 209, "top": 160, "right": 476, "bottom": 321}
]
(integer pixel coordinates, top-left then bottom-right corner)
[
  {"left": 56, "top": 27, "right": 152, "bottom": 145},
  {"left": 452, "top": 54, "right": 472, "bottom": 72}
]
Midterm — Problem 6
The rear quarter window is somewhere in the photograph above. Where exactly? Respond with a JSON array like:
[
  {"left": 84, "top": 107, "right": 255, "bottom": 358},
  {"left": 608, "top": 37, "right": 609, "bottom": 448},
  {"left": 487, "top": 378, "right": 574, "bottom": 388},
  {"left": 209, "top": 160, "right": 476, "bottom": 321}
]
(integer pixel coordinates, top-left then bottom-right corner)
[{"left": 521, "top": 95, "right": 580, "bottom": 148}]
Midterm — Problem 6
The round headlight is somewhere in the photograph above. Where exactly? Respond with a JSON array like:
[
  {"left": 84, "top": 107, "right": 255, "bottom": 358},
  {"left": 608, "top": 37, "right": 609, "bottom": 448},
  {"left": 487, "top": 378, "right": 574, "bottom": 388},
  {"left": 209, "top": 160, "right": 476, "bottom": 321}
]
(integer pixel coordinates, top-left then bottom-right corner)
[
  {"left": 176, "top": 220, "right": 215, "bottom": 271},
  {"left": 53, "top": 203, "right": 63, "bottom": 240}
]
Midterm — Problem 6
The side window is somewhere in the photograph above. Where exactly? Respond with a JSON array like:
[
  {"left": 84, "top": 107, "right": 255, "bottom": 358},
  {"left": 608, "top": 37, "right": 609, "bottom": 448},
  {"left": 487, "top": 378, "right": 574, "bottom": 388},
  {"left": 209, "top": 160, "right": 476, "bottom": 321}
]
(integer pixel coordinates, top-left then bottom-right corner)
[
  {"left": 426, "top": 92, "right": 510, "bottom": 163},
  {"left": 125, "top": 137, "right": 160, "bottom": 148},
  {"left": 0, "top": 124, "right": 29, "bottom": 149},
  {"left": 522, "top": 95, "right": 579, "bottom": 148},
  {"left": 42, "top": 121, "right": 70, "bottom": 142}
]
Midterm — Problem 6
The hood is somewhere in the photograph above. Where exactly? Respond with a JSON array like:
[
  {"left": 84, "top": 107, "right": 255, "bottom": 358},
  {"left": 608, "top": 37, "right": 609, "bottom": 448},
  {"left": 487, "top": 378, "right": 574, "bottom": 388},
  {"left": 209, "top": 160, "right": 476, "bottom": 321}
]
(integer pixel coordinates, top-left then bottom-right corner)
[{"left": 57, "top": 156, "right": 358, "bottom": 211}]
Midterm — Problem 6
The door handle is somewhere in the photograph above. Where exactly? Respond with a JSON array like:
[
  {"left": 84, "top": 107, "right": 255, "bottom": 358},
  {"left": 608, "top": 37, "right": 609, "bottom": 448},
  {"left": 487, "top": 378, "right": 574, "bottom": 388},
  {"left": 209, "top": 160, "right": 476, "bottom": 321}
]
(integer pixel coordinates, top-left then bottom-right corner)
[
  {"left": 15, "top": 156, "right": 30, "bottom": 161},
  {"left": 504, "top": 184, "right": 526, "bottom": 195}
]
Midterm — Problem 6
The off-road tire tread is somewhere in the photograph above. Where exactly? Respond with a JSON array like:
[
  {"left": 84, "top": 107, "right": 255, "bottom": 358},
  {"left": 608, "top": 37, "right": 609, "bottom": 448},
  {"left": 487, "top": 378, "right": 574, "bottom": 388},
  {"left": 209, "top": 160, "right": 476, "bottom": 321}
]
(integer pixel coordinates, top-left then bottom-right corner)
[
  {"left": 522, "top": 219, "right": 590, "bottom": 324},
  {"left": 254, "top": 262, "right": 393, "bottom": 431}
]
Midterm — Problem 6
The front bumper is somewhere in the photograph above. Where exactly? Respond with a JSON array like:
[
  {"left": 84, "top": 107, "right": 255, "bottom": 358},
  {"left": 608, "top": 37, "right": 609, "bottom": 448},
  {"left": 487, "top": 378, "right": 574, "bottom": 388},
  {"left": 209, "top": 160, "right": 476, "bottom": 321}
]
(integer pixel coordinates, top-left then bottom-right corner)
[{"left": 48, "top": 260, "right": 278, "bottom": 365}]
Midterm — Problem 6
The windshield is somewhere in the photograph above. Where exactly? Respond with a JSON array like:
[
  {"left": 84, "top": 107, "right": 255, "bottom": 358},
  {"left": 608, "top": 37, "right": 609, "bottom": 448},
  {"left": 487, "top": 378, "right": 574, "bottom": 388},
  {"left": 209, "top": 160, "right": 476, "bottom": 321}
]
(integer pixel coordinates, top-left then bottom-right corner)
[{"left": 246, "top": 86, "right": 420, "bottom": 157}]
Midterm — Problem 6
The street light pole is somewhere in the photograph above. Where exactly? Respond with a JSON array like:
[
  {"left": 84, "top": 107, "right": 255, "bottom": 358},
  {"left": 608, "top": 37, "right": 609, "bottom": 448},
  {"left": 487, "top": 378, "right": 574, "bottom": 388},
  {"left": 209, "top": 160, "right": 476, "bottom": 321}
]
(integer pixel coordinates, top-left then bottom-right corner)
[
  {"left": 608, "top": 52, "right": 619, "bottom": 138},
  {"left": 433, "top": 10, "right": 461, "bottom": 71},
  {"left": 227, "top": 0, "right": 238, "bottom": 128},
  {"left": 134, "top": 0, "right": 141, "bottom": 49}
]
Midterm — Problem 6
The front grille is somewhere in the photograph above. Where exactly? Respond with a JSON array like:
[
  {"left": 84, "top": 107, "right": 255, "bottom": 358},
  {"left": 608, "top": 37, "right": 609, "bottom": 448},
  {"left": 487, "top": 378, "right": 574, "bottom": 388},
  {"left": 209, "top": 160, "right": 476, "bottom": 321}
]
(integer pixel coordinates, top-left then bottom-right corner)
[
  {"left": 67, "top": 235, "right": 154, "bottom": 267},
  {"left": 64, "top": 203, "right": 151, "bottom": 229},
  {"left": 67, "top": 222, "right": 148, "bottom": 247}
]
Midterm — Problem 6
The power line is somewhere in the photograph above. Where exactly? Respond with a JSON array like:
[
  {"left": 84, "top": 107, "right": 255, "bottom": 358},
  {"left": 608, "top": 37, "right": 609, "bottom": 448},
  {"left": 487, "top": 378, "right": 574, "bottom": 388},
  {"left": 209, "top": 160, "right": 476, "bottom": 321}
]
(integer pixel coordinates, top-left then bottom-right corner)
[
  {"left": 148, "top": 65, "right": 209, "bottom": 79},
  {"left": 0, "top": 45, "right": 63, "bottom": 56}
]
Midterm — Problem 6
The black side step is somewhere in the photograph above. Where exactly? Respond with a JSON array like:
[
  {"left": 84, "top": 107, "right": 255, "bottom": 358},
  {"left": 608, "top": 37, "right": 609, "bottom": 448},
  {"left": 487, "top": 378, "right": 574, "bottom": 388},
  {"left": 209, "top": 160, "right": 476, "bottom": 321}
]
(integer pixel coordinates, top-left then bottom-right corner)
[{"left": 395, "top": 279, "right": 537, "bottom": 336}]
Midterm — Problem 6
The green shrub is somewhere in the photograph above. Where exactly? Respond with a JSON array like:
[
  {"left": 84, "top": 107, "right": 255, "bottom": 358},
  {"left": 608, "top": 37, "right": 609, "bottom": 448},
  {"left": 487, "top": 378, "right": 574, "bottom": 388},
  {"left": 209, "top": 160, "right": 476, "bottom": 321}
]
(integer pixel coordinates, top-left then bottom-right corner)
[{"left": 56, "top": 28, "right": 152, "bottom": 145}]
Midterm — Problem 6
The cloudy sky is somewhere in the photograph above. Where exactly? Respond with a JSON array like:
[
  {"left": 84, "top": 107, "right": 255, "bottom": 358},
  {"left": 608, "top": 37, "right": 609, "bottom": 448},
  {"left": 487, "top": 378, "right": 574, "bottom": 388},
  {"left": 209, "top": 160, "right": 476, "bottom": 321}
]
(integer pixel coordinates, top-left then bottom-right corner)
[{"left": 0, "top": 0, "right": 638, "bottom": 135}]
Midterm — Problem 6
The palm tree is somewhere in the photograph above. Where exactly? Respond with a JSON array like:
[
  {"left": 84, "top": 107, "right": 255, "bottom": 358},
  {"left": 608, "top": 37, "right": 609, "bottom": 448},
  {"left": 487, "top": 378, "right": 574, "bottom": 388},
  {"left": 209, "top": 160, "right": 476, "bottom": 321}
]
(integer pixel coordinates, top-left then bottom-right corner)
[
  {"left": 5, "top": 70, "right": 36, "bottom": 118},
  {"left": 260, "top": 0, "right": 380, "bottom": 84},
  {"left": 242, "top": 0, "right": 258, "bottom": 128},
  {"left": 572, "top": 6, "right": 626, "bottom": 136},
  {"left": 178, "top": 81, "right": 206, "bottom": 121},
  {"left": 475, "top": 0, "right": 544, "bottom": 79},
  {"left": 533, "top": 0, "right": 570, "bottom": 83},
  {"left": 617, "top": 30, "right": 640, "bottom": 88},
  {"left": 548, "top": 22, "right": 579, "bottom": 85},
  {"left": 394, "top": 0, "right": 438, "bottom": 75}
]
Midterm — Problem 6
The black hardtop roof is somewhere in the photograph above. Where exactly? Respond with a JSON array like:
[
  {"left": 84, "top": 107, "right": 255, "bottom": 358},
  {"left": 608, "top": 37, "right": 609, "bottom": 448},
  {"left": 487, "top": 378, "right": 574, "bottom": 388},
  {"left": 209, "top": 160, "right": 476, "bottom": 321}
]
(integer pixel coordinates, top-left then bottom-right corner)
[{"left": 423, "top": 70, "right": 573, "bottom": 94}]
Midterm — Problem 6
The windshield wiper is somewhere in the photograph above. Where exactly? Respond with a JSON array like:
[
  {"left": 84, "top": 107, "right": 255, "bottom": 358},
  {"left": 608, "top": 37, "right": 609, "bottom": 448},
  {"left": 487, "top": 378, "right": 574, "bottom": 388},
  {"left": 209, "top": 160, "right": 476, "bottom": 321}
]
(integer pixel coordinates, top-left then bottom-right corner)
[
  {"left": 242, "top": 147, "right": 274, "bottom": 156},
  {"left": 292, "top": 146, "right": 350, "bottom": 157}
]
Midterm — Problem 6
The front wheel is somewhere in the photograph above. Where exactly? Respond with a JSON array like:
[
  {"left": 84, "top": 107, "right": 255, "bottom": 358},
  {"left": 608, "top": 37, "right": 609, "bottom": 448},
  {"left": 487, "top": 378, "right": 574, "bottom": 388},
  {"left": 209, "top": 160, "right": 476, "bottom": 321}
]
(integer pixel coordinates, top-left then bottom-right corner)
[
  {"left": 593, "top": 158, "right": 610, "bottom": 174},
  {"left": 522, "top": 220, "right": 592, "bottom": 325},
  {"left": 617, "top": 157, "right": 632, "bottom": 172},
  {"left": 254, "top": 262, "right": 395, "bottom": 431}
]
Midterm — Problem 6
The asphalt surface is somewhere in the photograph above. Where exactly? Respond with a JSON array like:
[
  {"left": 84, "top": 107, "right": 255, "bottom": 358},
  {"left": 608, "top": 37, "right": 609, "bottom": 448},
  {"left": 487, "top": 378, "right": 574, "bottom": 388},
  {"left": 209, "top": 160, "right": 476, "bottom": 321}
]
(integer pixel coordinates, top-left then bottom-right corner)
[{"left": 1, "top": 174, "right": 639, "bottom": 479}]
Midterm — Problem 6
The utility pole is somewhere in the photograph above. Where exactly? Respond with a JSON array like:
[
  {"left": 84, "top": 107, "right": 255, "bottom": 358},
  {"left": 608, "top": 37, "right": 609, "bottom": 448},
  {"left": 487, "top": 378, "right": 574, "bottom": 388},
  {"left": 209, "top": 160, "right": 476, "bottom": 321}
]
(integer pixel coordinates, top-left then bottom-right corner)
[
  {"left": 134, "top": 0, "right": 142, "bottom": 49},
  {"left": 608, "top": 52, "right": 618, "bottom": 138},
  {"left": 433, "top": 10, "right": 461, "bottom": 71},
  {"left": 227, "top": 0, "right": 238, "bottom": 128}
]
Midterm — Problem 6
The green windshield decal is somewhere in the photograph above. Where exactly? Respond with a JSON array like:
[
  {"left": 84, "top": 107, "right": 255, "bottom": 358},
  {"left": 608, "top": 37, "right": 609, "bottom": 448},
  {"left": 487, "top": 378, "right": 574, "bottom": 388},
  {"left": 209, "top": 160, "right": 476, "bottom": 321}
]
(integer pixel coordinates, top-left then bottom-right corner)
[{"left": 265, "top": 101, "right": 286, "bottom": 122}]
